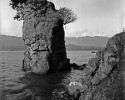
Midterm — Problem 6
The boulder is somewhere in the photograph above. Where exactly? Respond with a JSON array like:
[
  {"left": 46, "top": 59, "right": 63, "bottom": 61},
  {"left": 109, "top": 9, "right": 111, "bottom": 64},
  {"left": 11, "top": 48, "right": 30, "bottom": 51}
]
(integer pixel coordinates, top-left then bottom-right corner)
[
  {"left": 22, "top": 0, "right": 70, "bottom": 74},
  {"left": 69, "top": 32, "right": 125, "bottom": 100}
]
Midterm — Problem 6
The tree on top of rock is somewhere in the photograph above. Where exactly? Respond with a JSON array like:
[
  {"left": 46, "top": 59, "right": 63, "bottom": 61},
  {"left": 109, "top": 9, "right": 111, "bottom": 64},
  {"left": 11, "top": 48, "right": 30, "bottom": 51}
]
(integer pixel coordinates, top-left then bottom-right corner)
[
  {"left": 10, "top": 0, "right": 77, "bottom": 25},
  {"left": 10, "top": 0, "right": 47, "bottom": 9},
  {"left": 10, "top": 0, "right": 27, "bottom": 9},
  {"left": 58, "top": 7, "right": 77, "bottom": 25}
]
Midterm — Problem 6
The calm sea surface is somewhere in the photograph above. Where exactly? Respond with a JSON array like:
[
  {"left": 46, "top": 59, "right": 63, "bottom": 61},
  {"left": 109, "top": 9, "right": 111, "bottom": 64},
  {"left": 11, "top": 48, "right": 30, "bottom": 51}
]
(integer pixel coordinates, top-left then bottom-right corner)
[{"left": 0, "top": 51, "right": 95, "bottom": 100}]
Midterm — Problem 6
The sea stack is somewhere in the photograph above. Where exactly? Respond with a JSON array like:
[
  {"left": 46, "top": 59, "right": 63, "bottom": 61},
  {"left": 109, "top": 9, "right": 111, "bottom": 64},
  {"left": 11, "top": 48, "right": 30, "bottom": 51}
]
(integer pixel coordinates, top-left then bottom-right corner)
[{"left": 22, "top": 0, "right": 70, "bottom": 74}]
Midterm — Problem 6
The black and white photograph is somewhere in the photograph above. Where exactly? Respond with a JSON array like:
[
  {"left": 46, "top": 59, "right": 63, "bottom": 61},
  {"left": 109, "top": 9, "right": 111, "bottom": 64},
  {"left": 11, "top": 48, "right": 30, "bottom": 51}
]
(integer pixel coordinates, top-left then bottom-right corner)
[{"left": 0, "top": 0, "right": 125, "bottom": 100}]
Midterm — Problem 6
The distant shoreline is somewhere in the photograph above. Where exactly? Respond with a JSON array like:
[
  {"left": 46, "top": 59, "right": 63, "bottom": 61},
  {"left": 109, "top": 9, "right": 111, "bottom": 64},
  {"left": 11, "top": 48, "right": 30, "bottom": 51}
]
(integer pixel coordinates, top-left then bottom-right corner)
[{"left": 0, "top": 35, "right": 107, "bottom": 51}]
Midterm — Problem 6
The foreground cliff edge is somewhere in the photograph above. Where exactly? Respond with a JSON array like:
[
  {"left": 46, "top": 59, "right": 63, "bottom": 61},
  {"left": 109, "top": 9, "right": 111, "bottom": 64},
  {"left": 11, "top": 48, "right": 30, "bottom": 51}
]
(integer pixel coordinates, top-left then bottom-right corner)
[{"left": 68, "top": 32, "right": 125, "bottom": 100}]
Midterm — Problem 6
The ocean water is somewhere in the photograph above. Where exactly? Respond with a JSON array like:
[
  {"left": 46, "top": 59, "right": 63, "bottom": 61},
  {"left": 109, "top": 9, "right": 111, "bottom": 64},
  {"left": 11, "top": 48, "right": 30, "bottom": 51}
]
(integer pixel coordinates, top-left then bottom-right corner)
[{"left": 0, "top": 51, "right": 95, "bottom": 100}]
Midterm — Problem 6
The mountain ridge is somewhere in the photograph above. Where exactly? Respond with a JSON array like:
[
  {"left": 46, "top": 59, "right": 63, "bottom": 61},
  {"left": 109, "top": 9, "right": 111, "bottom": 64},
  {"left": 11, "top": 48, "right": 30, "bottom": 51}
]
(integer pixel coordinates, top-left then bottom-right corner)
[
  {"left": 65, "top": 36, "right": 108, "bottom": 47},
  {"left": 0, "top": 35, "right": 108, "bottom": 51}
]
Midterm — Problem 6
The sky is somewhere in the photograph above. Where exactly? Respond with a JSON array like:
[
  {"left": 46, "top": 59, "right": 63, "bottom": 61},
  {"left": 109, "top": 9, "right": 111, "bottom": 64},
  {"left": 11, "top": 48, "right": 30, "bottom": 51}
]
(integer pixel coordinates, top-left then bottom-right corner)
[{"left": 0, "top": 0, "right": 125, "bottom": 37}]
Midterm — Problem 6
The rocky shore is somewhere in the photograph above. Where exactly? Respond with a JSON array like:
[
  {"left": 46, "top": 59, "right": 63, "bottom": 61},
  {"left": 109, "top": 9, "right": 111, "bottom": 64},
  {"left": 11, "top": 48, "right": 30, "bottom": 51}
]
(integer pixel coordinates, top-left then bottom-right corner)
[
  {"left": 68, "top": 32, "right": 125, "bottom": 100},
  {"left": 17, "top": 0, "right": 125, "bottom": 99}
]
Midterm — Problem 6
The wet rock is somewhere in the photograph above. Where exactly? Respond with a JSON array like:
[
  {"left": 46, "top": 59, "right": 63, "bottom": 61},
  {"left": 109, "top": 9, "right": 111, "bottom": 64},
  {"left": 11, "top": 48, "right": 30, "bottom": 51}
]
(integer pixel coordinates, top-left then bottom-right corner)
[
  {"left": 52, "top": 88, "right": 72, "bottom": 100},
  {"left": 69, "top": 32, "right": 125, "bottom": 100},
  {"left": 86, "top": 57, "right": 100, "bottom": 75},
  {"left": 66, "top": 70, "right": 91, "bottom": 96},
  {"left": 22, "top": 0, "right": 70, "bottom": 74},
  {"left": 84, "top": 32, "right": 125, "bottom": 100},
  {"left": 25, "top": 39, "right": 31, "bottom": 45},
  {"left": 30, "top": 51, "right": 49, "bottom": 74},
  {"left": 73, "top": 89, "right": 81, "bottom": 100},
  {"left": 71, "top": 63, "right": 86, "bottom": 70},
  {"left": 58, "top": 59, "right": 71, "bottom": 72},
  {"left": 71, "top": 63, "right": 81, "bottom": 70}
]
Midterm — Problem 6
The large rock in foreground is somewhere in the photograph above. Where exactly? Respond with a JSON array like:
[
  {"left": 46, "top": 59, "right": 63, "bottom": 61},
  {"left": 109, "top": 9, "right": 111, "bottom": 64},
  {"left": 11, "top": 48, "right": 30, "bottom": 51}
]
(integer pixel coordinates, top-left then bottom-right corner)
[
  {"left": 68, "top": 32, "right": 125, "bottom": 100},
  {"left": 22, "top": 0, "right": 70, "bottom": 74}
]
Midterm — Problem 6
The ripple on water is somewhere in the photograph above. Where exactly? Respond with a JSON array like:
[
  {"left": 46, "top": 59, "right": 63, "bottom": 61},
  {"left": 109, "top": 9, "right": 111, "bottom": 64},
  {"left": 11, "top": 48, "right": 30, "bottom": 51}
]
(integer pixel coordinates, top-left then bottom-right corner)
[{"left": 0, "top": 51, "right": 95, "bottom": 100}]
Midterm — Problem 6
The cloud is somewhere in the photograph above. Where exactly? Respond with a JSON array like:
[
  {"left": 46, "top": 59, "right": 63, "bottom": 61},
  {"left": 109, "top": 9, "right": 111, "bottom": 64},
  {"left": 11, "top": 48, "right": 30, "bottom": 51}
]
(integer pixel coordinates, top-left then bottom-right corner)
[{"left": 1, "top": 0, "right": 124, "bottom": 37}]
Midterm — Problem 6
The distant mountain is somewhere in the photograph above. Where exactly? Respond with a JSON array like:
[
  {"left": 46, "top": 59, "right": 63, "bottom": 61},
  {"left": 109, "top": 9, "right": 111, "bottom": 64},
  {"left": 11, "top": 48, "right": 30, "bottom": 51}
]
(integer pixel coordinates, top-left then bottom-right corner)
[
  {"left": 0, "top": 35, "right": 24, "bottom": 51},
  {"left": 65, "top": 36, "right": 109, "bottom": 47},
  {"left": 0, "top": 35, "right": 108, "bottom": 51}
]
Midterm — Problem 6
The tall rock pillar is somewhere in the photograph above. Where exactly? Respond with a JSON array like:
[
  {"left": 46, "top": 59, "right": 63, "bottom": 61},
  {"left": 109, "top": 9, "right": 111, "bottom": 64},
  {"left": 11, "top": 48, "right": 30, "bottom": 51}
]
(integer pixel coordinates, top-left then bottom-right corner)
[{"left": 22, "top": 0, "right": 70, "bottom": 74}]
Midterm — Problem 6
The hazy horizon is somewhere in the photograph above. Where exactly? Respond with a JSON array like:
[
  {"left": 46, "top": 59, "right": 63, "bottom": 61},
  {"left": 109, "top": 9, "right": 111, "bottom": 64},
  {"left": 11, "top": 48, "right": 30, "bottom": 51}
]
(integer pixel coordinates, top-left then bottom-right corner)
[
  {"left": 1, "top": 0, "right": 125, "bottom": 37},
  {"left": 0, "top": 34, "right": 110, "bottom": 38}
]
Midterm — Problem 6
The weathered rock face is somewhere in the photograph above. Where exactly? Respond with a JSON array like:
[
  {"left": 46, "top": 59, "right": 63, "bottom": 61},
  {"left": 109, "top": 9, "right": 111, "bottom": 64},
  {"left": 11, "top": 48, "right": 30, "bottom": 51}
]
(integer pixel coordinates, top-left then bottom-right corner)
[
  {"left": 68, "top": 32, "right": 125, "bottom": 100},
  {"left": 22, "top": 0, "right": 70, "bottom": 74}
]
